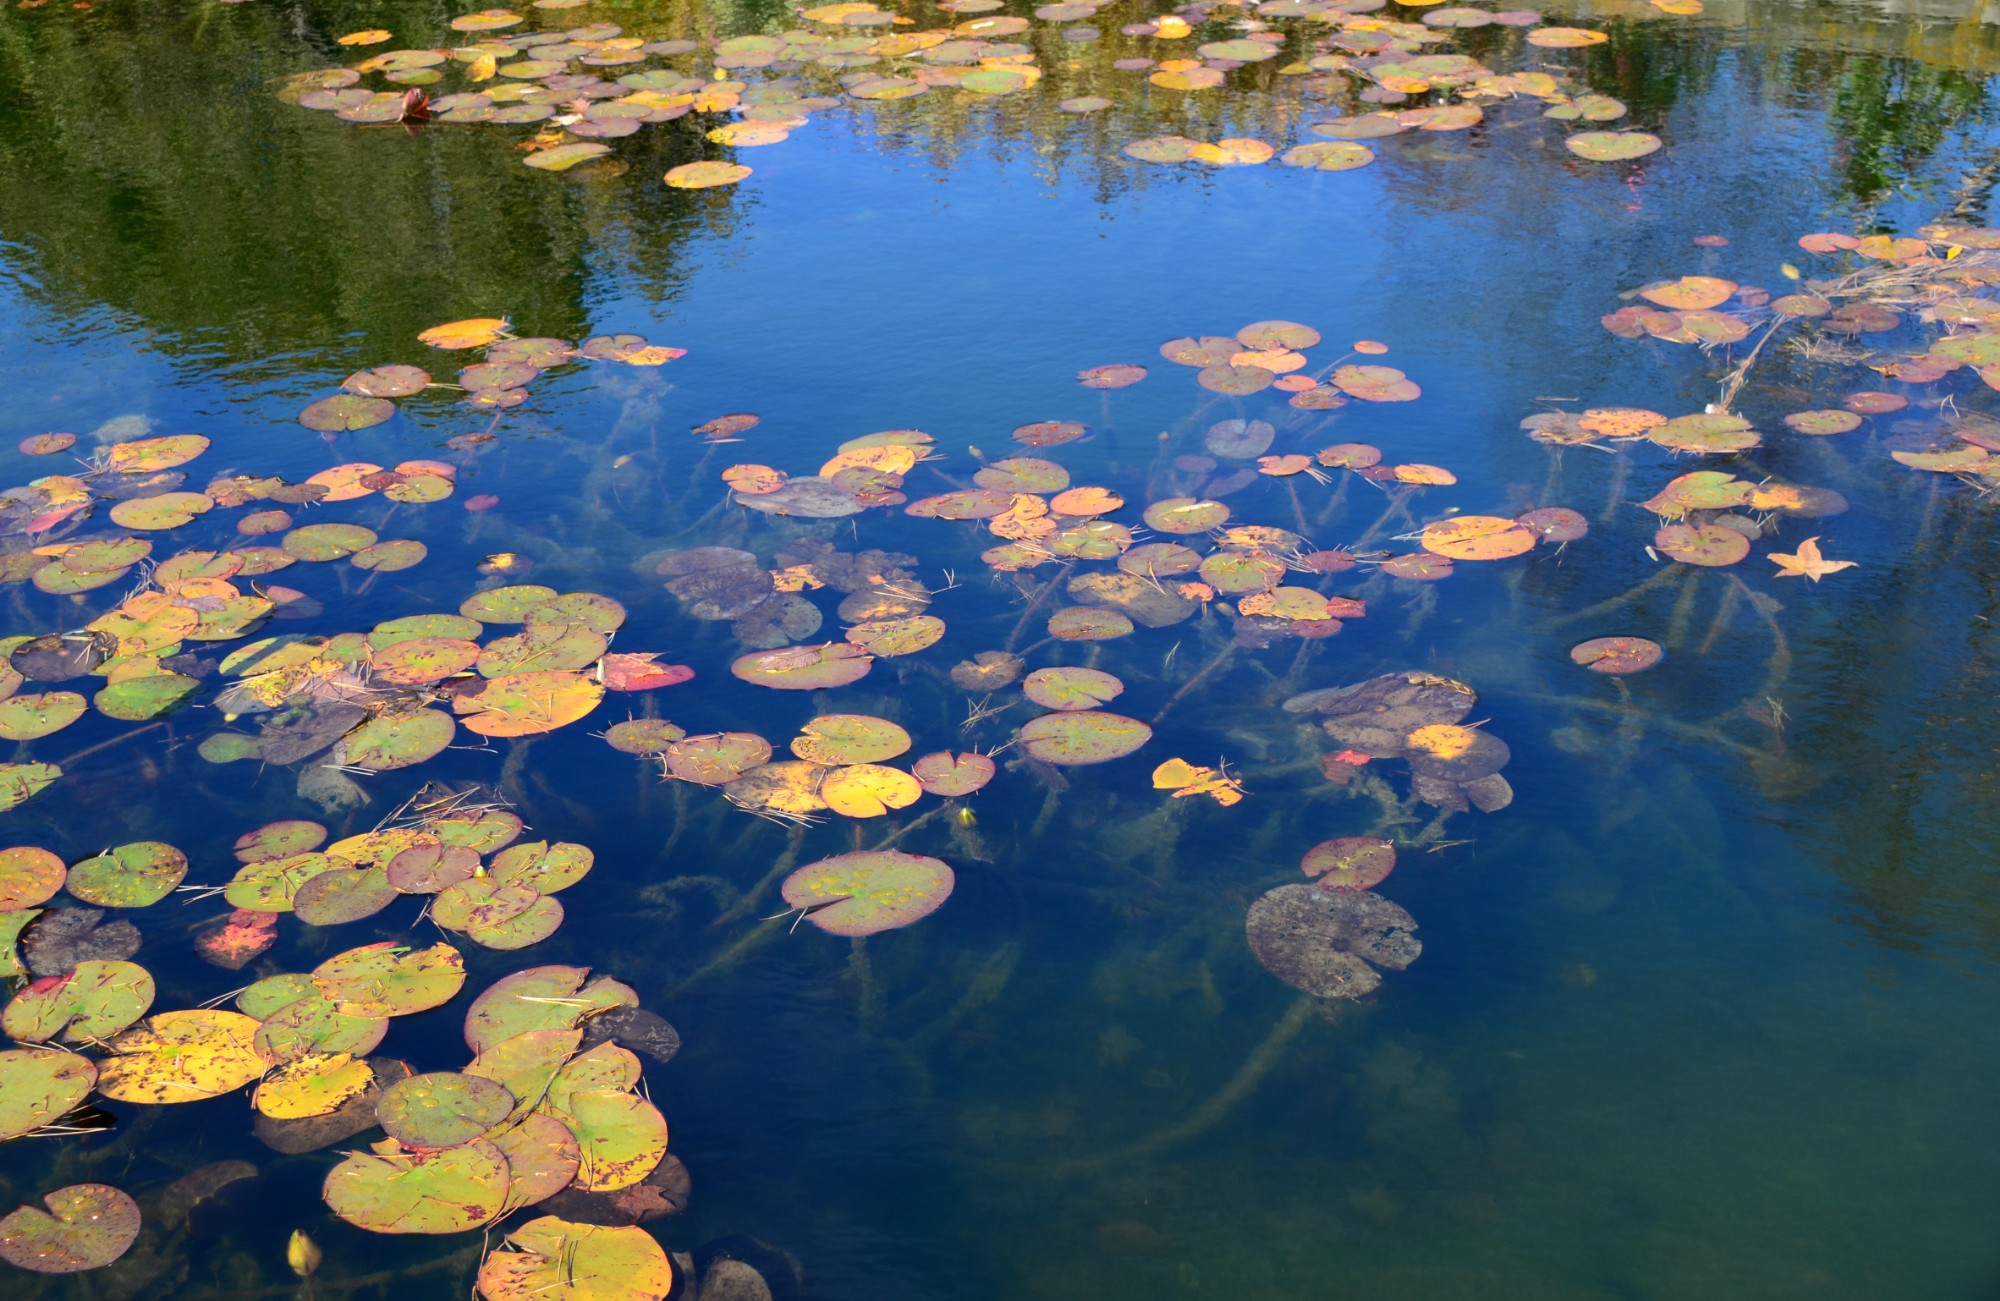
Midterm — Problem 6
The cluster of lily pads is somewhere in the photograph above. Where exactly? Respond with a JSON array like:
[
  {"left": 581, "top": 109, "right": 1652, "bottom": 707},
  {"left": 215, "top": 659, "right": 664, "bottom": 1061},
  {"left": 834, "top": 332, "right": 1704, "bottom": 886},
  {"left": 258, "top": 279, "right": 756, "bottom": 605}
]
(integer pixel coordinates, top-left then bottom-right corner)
[
  {"left": 302, "top": 317, "right": 686, "bottom": 434},
  {"left": 279, "top": 0, "right": 1691, "bottom": 185},
  {"left": 0, "top": 768, "right": 719, "bottom": 1297}
]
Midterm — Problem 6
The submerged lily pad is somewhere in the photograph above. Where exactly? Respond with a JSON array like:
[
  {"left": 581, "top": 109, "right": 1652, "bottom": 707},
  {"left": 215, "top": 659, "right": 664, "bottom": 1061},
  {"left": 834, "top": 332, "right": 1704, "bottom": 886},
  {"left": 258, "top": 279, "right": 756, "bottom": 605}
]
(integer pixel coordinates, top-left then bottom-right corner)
[
  {"left": 781, "top": 851, "right": 954, "bottom": 935},
  {"left": 1245, "top": 884, "right": 1421, "bottom": 1000}
]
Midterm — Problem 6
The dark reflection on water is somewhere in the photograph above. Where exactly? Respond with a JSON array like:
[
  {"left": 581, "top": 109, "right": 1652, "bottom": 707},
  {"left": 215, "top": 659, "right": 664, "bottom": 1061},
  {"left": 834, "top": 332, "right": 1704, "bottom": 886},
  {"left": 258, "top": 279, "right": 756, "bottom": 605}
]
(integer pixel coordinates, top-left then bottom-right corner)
[{"left": 2, "top": 0, "right": 2000, "bottom": 1298}]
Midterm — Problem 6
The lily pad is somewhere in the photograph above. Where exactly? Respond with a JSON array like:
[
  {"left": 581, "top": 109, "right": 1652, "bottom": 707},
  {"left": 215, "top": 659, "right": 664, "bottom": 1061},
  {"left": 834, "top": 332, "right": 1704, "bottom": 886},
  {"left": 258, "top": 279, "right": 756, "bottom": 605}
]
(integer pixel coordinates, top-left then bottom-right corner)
[
  {"left": 781, "top": 850, "right": 955, "bottom": 935},
  {"left": 2, "top": 959, "right": 155, "bottom": 1044},
  {"left": 1245, "top": 884, "right": 1421, "bottom": 1000},
  {"left": 66, "top": 842, "right": 188, "bottom": 908},
  {"left": 378, "top": 1071, "right": 517, "bottom": 1147},
  {"left": 97, "top": 1010, "right": 272, "bottom": 1104},
  {"left": 465, "top": 966, "right": 638, "bottom": 1054},
  {"left": 0, "top": 692, "right": 86, "bottom": 741},
  {"left": 477, "top": 1217, "right": 675, "bottom": 1300},
  {"left": 0, "top": 1185, "right": 141, "bottom": 1274},
  {"left": 0, "top": 1049, "right": 96, "bottom": 1139},
  {"left": 313, "top": 941, "right": 466, "bottom": 1017},
  {"left": 0, "top": 847, "right": 65, "bottom": 911},
  {"left": 1570, "top": 637, "right": 1663, "bottom": 674},
  {"left": 910, "top": 751, "right": 996, "bottom": 797},
  {"left": 1023, "top": 666, "right": 1125, "bottom": 711},
  {"left": 1016, "top": 711, "right": 1152, "bottom": 765},
  {"left": 1301, "top": 837, "right": 1395, "bottom": 891},
  {"left": 323, "top": 1139, "right": 509, "bottom": 1234},
  {"left": 732, "top": 643, "right": 873, "bottom": 689}
]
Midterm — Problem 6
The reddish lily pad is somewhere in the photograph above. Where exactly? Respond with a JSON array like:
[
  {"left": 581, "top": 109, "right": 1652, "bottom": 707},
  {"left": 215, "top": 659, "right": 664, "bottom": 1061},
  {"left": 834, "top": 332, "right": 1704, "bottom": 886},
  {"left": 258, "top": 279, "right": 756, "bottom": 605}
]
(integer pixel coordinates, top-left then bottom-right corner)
[{"left": 0, "top": 1185, "right": 140, "bottom": 1274}]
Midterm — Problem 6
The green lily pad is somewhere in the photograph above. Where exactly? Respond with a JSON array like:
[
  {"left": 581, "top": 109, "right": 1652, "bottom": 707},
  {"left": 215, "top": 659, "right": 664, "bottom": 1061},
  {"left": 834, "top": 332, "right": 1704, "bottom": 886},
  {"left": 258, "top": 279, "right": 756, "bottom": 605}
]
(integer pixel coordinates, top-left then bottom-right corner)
[
  {"left": 323, "top": 1138, "right": 509, "bottom": 1234},
  {"left": 477, "top": 624, "right": 609, "bottom": 676},
  {"left": 33, "top": 562, "right": 130, "bottom": 595},
  {"left": 300, "top": 394, "right": 396, "bottom": 432},
  {"left": 531, "top": 593, "right": 627, "bottom": 634},
  {"left": 490, "top": 841, "right": 594, "bottom": 893},
  {"left": 352, "top": 539, "right": 428, "bottom": 572},
  {"left": 253, "top": 993, "right": 389, "bottom": 1062},
  {"left": 460, "top": 585, "right": 558, "bottom": 624},
  {"left": 910, "top": 751, "right": 996, "bottom": 797},
  {"left": 467, "top": 1029, "right": 586, "bottom": 1119},
  {"left": 433, "top": 878, "right": 541, "bottom": 933},
  {"left": 1565, "top": 130, "right": 1661, "bottom": 161},
  {"left": 0, "top": 1184, "right": 141, "bottom": 1273},
  {"left": 434, "top": 808, "right": 526, "bottom": 854},
  {"left": 370, "top": 613, "right": 485, "bottom": 648},
  {"left": 550, "top": 1090, "right": 668, "bottom": 1192},
  {"left": 526, "top": 142, "right": 613, "bottom": 171},
  {"left": 1022, "top": 666, "right": 1125, "bottom": 712},
  {"left": 488, "top": 1113, "right": 583, "bottom": 1209},
  {"left": 94, "top": 672, "right": 199, "bottom": 721},
  {"left": 1, "top": 959, "right": 157, "bottom": 1044},
  {"left": 377, "top": 1071, "right": 516, "bottom": 1147},
  {"left": 294, "top": 866, "right": 400, "bottom": 926},
  {"left": 604, "top": 719, "right": 687, "bottom": 755},
  {"left": 108, "top": 492, "right": 212, "bottom": 530},
  {"left": 477, "top": 1216, "right": 674, "bottom": 1301},
  {"left": 0, "top": 763, "right": 62, "bottom": 811},
  {"left": 1016, "top": 711, "right": 1153, "bottom": 765},
  {"left": 464, "top": 894, "right": 564, "bottom": 950},
  {"left": 313, "top": 941, "right": 466, "bottom": 1018},
  {"left": 226, "top": 853, "right": 348, "bottom": 913},
  {"left": 0, "top": 1048, "right": 96, "bottom": 1139},
  {"left": 464, "top": 966, "right": 638, "bottom": 1054},
  {"left": 283, "top": 523, "right": 379, "bottom": 562},
  {"left": 238, "top": 973, "right": 318, "bottom": 1019},
  {"left": 0, "top": 847, "right": 65, "bottom": 910},
  {"left": 780, "top": 850, "right": 955, "bottom": 936},
  {"left": 0, "top": 909, "right": 38, "bottom": 977},
  {"left": 0, "top": 692, "right": 86, "bottom": 741},
  {"left": 234, "top": 820, "right": 329, "bottom": 863},
  {"left": 731, "top": 643, "right": 873, "bottom": 689},
  {"left": 1655, "top": 523, "right": 1751, "bottom": 567},
  {"left": 66, "top": 842, "right": 188, "bottom": 908},
  {"left": 335, "top": 709, "right": 456, "bottom": 771},
  {"left": 370, "top": 637, "right": 481, "bottom": 685},
  {"left": 1281, "top": 141, "right": 1375, "bottom": 171}
]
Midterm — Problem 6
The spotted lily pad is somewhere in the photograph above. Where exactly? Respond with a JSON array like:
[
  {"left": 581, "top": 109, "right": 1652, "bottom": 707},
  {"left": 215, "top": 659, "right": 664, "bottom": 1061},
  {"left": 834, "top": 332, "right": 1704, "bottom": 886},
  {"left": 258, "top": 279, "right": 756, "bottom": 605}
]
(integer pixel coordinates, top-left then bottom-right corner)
[
  {"left": 65, "top": 842, "right": 188, "bottom": 908},
  {"left": 96, "top": 1010, "right": 272, "bottom": 1104},
  {"left": 2, "top": 959, "right": 155, "bottom": 1044},
  {"left": 1245, "top": 884, "right": 1420, "bottom": 1000},
  {"left": 323, "top": 1139, "right": 509, "bottom": 1234},
  {"left": 0, "top": 1185, "right": 141, "bottom": 1274},
  {"left": 0, "top": 692, "right": 86, "bottom": 741},
  {"left": 313, "top": 942, "right": 466, "bottom": 1018},
  {"left": 0, "top": 1049, "right": 96, "bottom": 1139},
  {"left": 477, "top": 1217, "right": 675, "bottom": 1301},
  {"left": 1301, "top": 837, "right": 1395, "bottom": 890}
]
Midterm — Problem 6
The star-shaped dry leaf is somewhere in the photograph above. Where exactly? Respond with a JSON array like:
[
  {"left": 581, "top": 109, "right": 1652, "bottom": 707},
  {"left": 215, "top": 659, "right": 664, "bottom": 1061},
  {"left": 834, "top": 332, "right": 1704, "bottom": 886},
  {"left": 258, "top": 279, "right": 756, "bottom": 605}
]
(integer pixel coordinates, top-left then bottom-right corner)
[{"left": 1768, "top": 536, "right": 1857, "bottom": 581}]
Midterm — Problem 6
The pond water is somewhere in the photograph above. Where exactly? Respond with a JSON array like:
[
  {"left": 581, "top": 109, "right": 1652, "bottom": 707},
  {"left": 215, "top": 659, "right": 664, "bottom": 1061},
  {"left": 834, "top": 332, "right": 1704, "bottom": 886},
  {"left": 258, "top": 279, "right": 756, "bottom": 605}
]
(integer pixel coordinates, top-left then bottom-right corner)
[{"left": 3, "top": 0, "right": 2000, "bottom": 1297}]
